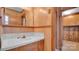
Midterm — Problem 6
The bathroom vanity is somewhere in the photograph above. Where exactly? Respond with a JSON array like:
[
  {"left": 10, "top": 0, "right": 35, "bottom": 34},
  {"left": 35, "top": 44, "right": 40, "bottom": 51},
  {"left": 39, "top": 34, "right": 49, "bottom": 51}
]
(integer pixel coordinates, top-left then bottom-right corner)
[
  {"left": 8, "top": 40, "right": 44, "bottom": 51},
  {"left": 0, "top": 32, "right": 44, "bottom": 51}
]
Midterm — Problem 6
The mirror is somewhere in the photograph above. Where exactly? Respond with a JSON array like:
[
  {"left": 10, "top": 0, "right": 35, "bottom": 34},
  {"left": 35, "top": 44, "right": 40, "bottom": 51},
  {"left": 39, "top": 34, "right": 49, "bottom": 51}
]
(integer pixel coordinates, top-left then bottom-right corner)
[{"left": 3, "top": 7, "right": 25, "bottom": 26}]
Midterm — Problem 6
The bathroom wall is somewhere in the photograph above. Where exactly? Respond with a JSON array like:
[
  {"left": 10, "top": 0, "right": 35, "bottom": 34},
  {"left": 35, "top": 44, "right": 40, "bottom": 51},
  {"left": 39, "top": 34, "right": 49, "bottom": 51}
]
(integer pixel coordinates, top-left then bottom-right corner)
[
  {"left": 63, "top": 14, "right": 79, "bottom": 26},
  {"left": 33, "top": 8, "right": 56, "bottom": 50},
  {"left": 33, "top": 8, "right": 52, "bottom": 26},
  {"left": 3, "top": 27, "right": 33, "bottom": 33},
  {"left": 23, "top": 7, "right": 34, "bottom": 26}
]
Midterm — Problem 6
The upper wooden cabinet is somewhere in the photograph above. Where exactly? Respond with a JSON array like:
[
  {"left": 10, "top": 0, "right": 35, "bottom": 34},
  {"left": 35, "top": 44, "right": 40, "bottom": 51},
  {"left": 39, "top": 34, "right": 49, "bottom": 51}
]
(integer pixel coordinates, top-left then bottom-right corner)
[
  {"left": 63, "top": 14, "right": 79, "bottom": 26},
  {"left": 22, "top": 8, "right": 34, "bottom": 26},
  {"left": 22, "top": 7, "right": 52, "bottom": 26},
  {"left": 33, "top": 8, "right": 52, "bottom": 26}
]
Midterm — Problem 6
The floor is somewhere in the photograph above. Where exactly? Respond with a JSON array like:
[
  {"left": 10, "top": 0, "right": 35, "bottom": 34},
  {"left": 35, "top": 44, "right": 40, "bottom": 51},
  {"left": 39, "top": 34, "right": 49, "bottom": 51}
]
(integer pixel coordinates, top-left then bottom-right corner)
[{"left": 62, "top": 40, "right": 79, "bottom": 51}]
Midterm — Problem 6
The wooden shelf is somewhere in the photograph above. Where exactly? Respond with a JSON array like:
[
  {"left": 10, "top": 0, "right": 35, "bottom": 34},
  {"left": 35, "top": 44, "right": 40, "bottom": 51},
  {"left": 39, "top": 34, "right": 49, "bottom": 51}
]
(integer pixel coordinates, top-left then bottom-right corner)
[
  {"left": 2, "top": 25, "right": 52, "bottom": 28},
  {"left": 2, "top": 25, "right": 33, "bottom": 28},
  {"left": 64, "top": 25, "right": 79, "bottom": 27}
]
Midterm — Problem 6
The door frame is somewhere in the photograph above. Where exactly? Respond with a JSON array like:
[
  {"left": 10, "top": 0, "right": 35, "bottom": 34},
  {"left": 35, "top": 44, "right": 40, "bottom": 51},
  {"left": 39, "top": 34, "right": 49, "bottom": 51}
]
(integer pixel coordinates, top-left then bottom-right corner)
[{"left": 54, "top": 7, "right": 63, "bottom": 51}]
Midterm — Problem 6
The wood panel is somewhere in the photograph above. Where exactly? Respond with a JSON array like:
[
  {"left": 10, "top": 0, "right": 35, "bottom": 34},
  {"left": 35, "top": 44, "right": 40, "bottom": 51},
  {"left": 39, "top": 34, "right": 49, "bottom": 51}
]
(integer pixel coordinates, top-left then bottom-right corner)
[
  {"left": 56, "top": 8, "right": 63, "bottom": 50},
  {"left": 33, "top": 8, "right": 57, "bottom": 51},
  {"left": 38, "top": 40, "right": 44, "bottom": 51},
  {"left": 23, "top": 8, "right": 34, "bottom": 26},
  {"left": 8, "top": 16, "right": 22, "bottom": 26},
  {"left": 63, "top": 14, "right": 79, "bottom": 26},
  {"left": 3, "top": 27, "right": 33, "bottom": 33},
  {"left": 22, "top": 7, "right": 52, "bottom": 26},
  {"left": 34, "top": 27, "right": 52, "bottom": 51},
  {"left": 34, "top": 8, "right": 52, "bottom": 26}
]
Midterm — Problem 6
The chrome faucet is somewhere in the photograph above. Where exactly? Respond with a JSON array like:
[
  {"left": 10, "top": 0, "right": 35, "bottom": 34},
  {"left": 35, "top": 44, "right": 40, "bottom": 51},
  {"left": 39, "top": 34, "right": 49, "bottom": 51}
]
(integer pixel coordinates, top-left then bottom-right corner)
[{"left": 17, "top": 35, "right": 26, "bottom": 39}]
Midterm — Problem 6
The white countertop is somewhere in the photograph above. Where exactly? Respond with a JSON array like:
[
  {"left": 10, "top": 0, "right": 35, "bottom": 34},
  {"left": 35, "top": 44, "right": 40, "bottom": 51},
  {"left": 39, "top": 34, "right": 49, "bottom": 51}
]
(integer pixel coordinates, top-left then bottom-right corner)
[{"left": 0, "top": 32, "right": 44, "bottom": 51}]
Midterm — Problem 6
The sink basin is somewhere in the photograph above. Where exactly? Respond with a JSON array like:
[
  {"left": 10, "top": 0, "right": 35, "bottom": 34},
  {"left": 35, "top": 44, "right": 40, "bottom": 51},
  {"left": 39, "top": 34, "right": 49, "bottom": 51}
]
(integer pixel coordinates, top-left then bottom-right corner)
[{"left": 0, "top": 32, "right": 44, "bottom": 51}]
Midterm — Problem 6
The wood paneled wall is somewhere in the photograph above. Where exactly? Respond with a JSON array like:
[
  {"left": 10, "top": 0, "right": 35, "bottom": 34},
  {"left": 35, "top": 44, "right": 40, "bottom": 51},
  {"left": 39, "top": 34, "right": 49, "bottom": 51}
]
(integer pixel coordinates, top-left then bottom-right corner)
[
  {"left": 23, "top": 8, "right": 34, "bottom": 26},
  {"left": 33, "top": 8, "right": 56, "bottom": 51},
  {"left": 3, "top": 27, "right": 33, "bottom": 33},
  {"left": 63, "top": 14, "right": 79, "bottom": 26},
  {"left": 33, "top": 8, "right": 52, "bottom": 26},
  {"left": 34, "top": 27, "right": 52, "bottom": 50}
]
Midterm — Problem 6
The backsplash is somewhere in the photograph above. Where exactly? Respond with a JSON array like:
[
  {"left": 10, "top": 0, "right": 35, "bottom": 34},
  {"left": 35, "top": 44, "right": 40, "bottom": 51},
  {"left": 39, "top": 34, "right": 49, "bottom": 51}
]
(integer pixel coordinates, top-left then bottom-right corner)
[
  {"left": 1, "top": 32, "right": 44, "bottom": 40},
  {"left": 3, "top": 27, "right": 33, "bottom": 34}
]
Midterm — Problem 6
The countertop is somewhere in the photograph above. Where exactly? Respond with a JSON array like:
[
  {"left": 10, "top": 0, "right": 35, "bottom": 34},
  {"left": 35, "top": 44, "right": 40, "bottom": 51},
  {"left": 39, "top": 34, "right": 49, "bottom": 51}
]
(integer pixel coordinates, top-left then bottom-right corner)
[{"left": 0, "top": 32, "right": 44, "bottom": 51}]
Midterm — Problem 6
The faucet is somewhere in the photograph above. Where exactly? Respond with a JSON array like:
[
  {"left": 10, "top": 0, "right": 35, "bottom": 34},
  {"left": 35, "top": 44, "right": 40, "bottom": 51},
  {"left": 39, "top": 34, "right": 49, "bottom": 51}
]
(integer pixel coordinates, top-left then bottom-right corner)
[{"left": 17, "top": 35, "right": 26, "bottom": 39}]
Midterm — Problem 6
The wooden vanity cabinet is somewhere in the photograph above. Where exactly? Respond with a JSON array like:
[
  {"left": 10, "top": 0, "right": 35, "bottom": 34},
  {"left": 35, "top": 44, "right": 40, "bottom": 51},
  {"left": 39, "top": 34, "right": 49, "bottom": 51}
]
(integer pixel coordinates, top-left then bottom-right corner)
[
  {"left": 8, "top": 40, "right": 44, "bottom": 51},
  {"left": 38, "top": 39, "right": 44, "bottom": 51}
]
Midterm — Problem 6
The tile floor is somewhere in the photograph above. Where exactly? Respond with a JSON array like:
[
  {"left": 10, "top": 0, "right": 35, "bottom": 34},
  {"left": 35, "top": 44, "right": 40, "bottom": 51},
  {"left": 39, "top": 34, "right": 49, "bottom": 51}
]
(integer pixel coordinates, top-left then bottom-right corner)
[{"left": 62, "top": 40, "right": 79, "bottom": 51}]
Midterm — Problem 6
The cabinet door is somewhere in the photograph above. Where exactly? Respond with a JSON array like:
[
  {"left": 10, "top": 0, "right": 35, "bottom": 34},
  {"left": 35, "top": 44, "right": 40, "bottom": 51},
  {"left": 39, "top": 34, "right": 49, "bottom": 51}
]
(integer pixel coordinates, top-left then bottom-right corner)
[
  {"left": 74, "top": 14, "right": 79, "bottom": 25},
  {"left": 63, "top": 14, "right": 79, "bottom": 26},
  {"left": 63, "top": 15, "right": 76, "bottom": 26},
  {"left": 38, "top": 40, "right": 44, "bottom": 51},
  {"left": 34, "top": 8, "right": 52, "bottom": 26},
  {"left": 24, "top": 8, "right": 34, "bottom": 26}
]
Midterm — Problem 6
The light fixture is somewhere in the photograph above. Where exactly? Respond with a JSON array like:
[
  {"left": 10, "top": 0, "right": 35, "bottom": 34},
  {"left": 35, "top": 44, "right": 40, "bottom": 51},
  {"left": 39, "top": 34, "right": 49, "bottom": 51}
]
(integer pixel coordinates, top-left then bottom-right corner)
[{"left": 62, "top": 8, "right": 79, "bottom": 16}]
